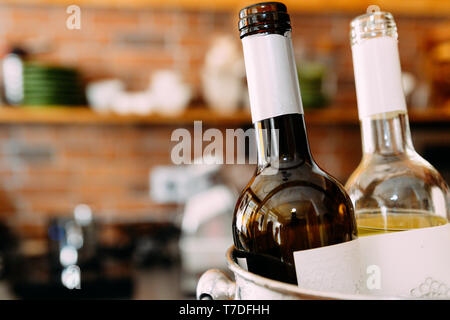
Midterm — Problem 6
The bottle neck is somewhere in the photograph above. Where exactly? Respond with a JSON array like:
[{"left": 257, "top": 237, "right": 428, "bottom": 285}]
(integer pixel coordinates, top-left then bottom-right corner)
[
  {"left": 360, "top": 111, "right": 415, "bottom": 156},
  {"left": 241, "top": 31, "right": 304, "bottom": 123},
  {"left": 255, "top": 113, "right": 312, "bottom": 170},
  {"left": 241, "top": 31, "right": 310, "bottom": 170},
  {"left": 351, "top": 32, "right": 412, "bottom": 157}
]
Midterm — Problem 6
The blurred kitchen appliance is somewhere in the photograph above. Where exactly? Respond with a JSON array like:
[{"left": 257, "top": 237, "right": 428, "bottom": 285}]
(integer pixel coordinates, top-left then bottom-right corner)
[
  {"left": 6, "top": 205, "right": 133, "bottom": 299},
  {"left": 47, "top": 204, "right": 98, "bottom": 284},
  {"left": 179, "top": 184, "right": 235, "bottom": 294},
  {"left": 201, "top": 35, "right": 247, "bottom": 114},
  {"left": 2, "top": 47, "right": 27, "bottom": 105},
  {"left": 150, "top": 161, "right": 222, "bottom": 204},
  {"left": 149, "top": 160, "right": 236, "bottom": 294}
]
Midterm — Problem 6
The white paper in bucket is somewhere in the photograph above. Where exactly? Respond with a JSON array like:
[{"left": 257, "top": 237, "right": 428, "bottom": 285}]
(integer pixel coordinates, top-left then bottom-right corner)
[{"left": 294, "top": 224, "right": 450, "bottom": 298}]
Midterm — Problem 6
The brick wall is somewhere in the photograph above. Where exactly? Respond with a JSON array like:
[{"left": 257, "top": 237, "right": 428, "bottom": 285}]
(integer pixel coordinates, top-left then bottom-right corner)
[
  {"left": 0, "top": 4, "right": 447, "bottom": 222},
  {"left": 0, "top": 4, "right": 447, "bottom": 99},
  {"left": 1, "top": 120, "right": 447, "bottom": 223},
  {"left": 0, "top": 120, "right": 352, "bottom": 221},
  {"left": 0, "top": 124, "right": 179, "bottom": 222}
]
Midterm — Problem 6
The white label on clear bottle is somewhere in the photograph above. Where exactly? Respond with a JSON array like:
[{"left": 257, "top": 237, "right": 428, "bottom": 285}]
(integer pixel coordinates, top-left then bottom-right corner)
[
  {"left": 294, "top": 224, "right": 450, "bottom": 298},
  {"left": 242, "top": 33, "right": 303, "bottom": 123},
  {"left": 352, "top": 36, "right": 407, "bottom": 119}
]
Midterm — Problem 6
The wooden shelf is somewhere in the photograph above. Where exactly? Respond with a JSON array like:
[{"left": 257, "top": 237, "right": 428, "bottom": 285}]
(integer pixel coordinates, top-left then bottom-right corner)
[
  {"left": 0, "top": 105, "right": 449, "bottom": 126},
  {"left": 4, "top": 0, "right": 450, "bottom": 16},
  {"left": 0, "top": 106, "right": 252, "bottom": 126},
  {"left": 306, "top": 106, "right": 450, "bottom": 126}
]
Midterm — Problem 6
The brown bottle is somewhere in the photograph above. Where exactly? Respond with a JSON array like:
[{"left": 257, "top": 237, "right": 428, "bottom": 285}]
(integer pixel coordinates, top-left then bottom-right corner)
[{"left": 233, "top": 2, "right": 357, "bottom": 285}]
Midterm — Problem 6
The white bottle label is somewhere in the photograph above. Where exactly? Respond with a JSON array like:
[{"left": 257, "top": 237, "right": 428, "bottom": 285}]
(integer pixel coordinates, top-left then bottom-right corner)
[
  {"left": 293, "top": 224, "right": 450, "bottom": 298},
  {"left": 352, "top": 36, "right": 407, "bottom": 119},
  {"left": 242, "top": 33, "right": 303, "bottom": 123}
]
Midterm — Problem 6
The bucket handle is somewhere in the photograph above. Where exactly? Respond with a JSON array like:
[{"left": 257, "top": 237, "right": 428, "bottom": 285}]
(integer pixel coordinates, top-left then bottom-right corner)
[{"left": 196, "top": 269, "right": 236, "bottom": 300}]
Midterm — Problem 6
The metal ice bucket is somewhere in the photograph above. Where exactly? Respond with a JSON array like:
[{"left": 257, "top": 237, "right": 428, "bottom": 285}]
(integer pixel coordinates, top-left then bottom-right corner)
[{"left": 197, "top": 246, "right": 382, "bottom": 300}]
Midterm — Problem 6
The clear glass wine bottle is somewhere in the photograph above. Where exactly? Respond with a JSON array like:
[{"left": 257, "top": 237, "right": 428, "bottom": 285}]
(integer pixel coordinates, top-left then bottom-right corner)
[{"left": 345, "top": 8, "right": 450, "bottom": 236}]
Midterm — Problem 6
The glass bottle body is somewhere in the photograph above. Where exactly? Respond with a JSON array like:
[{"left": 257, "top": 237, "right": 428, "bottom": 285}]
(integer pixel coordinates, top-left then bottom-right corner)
[
  {"left": 345, "top": 111, "right": 449, "bottom": 236},
  {"left": 233, "top": 113, "right": 357, "bottom": 284},
  {"left": 236, "top": 2, "right": 357, "bottom": 285}
]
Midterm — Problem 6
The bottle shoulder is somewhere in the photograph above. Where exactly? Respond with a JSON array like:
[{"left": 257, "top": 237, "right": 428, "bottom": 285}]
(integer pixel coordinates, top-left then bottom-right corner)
[
  {"left": 235, "top": 163, "right": 353, "bottom": 216},
  {"left": 345, "top": 152, "right": 449, "bottom": 217},
  {"left": 253, "top": 162, "right": 344, "bottom": 188},
  {"left": 346, "top": 151, "right": 448, "bottom": 188},
  {"left": 233, "top": 163, "right": 357, "bottom": 256}
]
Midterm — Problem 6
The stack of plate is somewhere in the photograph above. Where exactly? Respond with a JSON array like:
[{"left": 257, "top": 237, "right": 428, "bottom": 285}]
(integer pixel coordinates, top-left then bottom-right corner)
[{"left": 23, "top": 63, "right": 86, "bottom": 106}]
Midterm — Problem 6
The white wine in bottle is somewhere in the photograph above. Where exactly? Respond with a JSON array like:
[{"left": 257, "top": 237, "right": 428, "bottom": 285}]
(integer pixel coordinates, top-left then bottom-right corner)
[
  {"left": 346, "top": 8, "right": 449, "bottom": 236},
  {"left": 233, "top": 2, "right": 357, "bottom": 285}
]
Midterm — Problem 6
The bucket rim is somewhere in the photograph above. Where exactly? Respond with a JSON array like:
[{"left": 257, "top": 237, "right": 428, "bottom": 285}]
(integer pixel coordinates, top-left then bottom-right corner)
[{"left": 225, "top": 245, "right": 396, "bottom": 300}]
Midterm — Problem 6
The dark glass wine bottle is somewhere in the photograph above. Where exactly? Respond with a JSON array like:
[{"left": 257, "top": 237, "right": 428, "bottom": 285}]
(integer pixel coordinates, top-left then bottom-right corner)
[{"left": 233, "top": 2, "right": 357, "bottom": 285}]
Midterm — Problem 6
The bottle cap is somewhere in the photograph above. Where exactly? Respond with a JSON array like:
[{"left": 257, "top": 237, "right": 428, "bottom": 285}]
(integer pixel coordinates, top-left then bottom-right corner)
[
  {"left": 350, "top": 6, "right": 398, "bottom": 46},
  {"left": 239, "top": 2, "right": 291, "bottom": 39}
]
